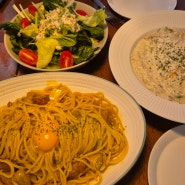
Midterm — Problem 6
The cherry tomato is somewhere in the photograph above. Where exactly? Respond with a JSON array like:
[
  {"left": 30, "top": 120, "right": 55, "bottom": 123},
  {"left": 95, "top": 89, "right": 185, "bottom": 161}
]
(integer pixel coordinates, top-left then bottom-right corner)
[
  {"left": 76, "top": 9, "right": 88, "bottom": 16},
  {"left": 19, "top": 18, "right": 30, "bottom": 28},
  {"left": 28, "top": 5, "right": 37, "bottom": 16},
  {"left": 18, "top": 48, "right": 38, "bottom": 66},
  {"left": 59, "top": 51, "right": 74, "bottom": 68}
]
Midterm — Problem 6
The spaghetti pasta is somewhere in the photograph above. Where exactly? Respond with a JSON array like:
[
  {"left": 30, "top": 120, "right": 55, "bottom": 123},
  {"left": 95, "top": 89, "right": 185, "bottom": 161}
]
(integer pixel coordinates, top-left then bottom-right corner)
[{"left": 0, "top": 82, "right": 128, "bottom": 185}]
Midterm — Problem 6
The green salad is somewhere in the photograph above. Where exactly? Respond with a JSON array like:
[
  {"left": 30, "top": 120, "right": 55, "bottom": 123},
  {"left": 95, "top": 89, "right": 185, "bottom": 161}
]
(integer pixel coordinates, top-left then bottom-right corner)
[{"left": 0, "top": 0, "right": 106, "bottom": 69}]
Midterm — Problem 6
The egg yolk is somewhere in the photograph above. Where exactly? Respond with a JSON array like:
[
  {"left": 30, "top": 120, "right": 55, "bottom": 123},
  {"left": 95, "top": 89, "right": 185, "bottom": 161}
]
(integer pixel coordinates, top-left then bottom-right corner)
[{"left": 32, "top": 122, "right": 59, "bottom": 152}]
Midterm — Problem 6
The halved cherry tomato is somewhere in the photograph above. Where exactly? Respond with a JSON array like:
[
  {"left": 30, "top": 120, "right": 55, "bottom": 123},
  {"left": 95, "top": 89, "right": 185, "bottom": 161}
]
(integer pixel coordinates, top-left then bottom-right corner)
[
  {"left": 18, "top": 48, "right": 38, "bottom": 66},
  {"left": 19, "top": 18, "right": 30, "bottom": 28},
  {"left": 76, "top": 9, "right": 88, "bottom": 16},
  {"left": 59, "top": 51, "right": 74, "bottom": 68},
  {"left": 28, "top": 5, "right": 37, "bottom": 16}
]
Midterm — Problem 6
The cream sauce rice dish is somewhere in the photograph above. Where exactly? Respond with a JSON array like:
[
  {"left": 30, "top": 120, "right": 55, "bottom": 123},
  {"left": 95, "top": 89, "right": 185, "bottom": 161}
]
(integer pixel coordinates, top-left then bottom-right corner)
[{"left": 131, "top": 27, "right": 185, "bottom": 104}]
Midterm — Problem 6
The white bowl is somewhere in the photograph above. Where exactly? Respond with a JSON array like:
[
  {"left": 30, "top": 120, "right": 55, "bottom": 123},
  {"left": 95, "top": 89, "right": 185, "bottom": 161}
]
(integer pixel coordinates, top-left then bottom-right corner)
[{"left": 4, "top": 2, "right": 108, "bottom": 71}]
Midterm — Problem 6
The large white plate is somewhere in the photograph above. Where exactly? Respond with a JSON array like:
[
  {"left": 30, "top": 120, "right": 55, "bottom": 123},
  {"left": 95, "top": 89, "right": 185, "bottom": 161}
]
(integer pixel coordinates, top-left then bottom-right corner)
[
  {"left": 107, "top": 0, "right": 177, "bottom": 19},
  {"left": 109, "top": 10, "right": 185, "bottom": 123},
  {"left": 148, "top": 125, "right": 185, "bottom": 185},
  {"left": 0, "top": 72, "right": 146, "bottom": 185},
  {"left": 4, "top": 2, "right": 108, "bottom": 71}
]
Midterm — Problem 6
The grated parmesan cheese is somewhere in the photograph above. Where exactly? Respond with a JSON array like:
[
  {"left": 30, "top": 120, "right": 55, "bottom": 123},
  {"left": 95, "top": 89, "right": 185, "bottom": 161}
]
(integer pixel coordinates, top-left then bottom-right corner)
[{"left": 36, "top": 7, "right": 81, "bottom": 41}]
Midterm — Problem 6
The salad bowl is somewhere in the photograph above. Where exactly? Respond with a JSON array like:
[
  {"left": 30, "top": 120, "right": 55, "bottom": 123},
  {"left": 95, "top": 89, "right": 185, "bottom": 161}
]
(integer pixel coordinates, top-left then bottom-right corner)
[{"left": 3, "top": 1, "right": 108, "bottom": 71}]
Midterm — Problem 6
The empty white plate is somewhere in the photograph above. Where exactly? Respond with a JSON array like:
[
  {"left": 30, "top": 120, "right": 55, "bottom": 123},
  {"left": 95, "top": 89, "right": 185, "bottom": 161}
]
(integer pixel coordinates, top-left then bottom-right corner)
[
  {"left": 107, "top": 0, "right": 177, "bottom": 19},
  {"left": 148, "top": 125, "right": 185, "bottom": 185}
]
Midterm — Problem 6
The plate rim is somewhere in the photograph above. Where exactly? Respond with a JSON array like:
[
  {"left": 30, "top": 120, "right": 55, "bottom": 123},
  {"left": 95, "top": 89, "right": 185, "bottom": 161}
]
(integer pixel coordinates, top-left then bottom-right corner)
[
  {"left": 109, "top": 10, "right": 185, "bottom": 124},
  {"left": 0, "top": 72, "right": 146, "bottom": 185}
]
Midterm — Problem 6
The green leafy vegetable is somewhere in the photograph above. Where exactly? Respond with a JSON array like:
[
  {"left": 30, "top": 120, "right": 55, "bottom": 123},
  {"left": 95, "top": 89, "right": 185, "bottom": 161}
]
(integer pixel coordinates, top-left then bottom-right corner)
[
  {"left": 0, "top": 22, "right": 22, "bottom": 35},
  {"left": 73, "top": 46, "right": 94, "bottom": 64},
  {"left": 81, "top": 24, "right": 104, "bottom": 41},
  {"left": 55, "top": 34, "right": 77, "bottom": 47},
  {"left": 43, "top": 0, "right": 68, "bottom": 11},
  {"left": 19, "top": 24, "right": 38, "bottom": 37},
  {"left": 36, "top": 38, "right": 58, "bottom": 68},
  {"left": 77, "top": 9, "right": 106, "bottom": 27},
  {"left": 9, "top": 33, "right": 36, "bottom": 54},
  {"left": 76, "top": 31, "right": 92, "bottom": 46}
]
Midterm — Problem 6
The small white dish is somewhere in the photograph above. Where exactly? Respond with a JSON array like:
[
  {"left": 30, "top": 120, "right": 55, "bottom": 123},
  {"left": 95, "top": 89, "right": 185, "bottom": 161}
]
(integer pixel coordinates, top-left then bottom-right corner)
[
  {"left": 107, "top": 0, "right": 177, "bottom": 19},
  {"left": 148, "top": 125, "right": 185, "bottom": 185}
]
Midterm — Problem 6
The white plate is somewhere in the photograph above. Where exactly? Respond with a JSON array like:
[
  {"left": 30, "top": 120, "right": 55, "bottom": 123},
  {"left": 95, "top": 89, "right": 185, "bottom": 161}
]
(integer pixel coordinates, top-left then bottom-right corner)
[
  {"left": 4, "top": 2, "right": 108, "bottom": 71},
  {"left": 148, "top": 125, "right": 185, "bottom": 185},
  {"left": 0, "top": 72, "right": 146, "bottom": 185},
  {"left": 107, "top": 0, "right": 177, "bottom": 19},
  {"left": 109, "top": 10, "right": 185, "bottom": 123}
]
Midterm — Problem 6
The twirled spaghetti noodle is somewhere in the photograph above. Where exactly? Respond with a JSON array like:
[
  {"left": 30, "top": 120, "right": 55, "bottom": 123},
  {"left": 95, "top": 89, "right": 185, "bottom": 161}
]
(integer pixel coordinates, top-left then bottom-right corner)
[{"left": 0, "top": 82, "right": 128, "bottom": 185}]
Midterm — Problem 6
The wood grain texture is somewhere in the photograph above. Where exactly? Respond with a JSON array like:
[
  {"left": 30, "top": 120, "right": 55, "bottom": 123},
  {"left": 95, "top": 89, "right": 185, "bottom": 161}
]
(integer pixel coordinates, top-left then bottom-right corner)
[{"left": 0, "top": 0, "right": 183, "bottom": 184}]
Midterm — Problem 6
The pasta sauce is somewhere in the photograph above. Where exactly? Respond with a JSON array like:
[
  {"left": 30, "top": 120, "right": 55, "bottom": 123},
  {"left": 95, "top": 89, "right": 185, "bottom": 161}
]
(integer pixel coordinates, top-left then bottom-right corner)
[{"left": 131, "top": 27, "right": 185, "bottom": 104}]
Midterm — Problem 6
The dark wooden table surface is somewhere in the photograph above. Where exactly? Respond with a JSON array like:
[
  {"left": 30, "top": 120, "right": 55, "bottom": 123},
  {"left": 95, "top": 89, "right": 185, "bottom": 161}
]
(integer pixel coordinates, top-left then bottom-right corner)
[{"left": 0, "top": 0, "right": 185, "bottom": 184}]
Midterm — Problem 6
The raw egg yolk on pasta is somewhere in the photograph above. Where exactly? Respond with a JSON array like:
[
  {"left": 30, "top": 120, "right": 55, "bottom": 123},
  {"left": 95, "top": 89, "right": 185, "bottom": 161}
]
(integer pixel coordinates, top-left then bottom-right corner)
[{"left": 32, "top": 122, "right": 59, "bottom": 152}]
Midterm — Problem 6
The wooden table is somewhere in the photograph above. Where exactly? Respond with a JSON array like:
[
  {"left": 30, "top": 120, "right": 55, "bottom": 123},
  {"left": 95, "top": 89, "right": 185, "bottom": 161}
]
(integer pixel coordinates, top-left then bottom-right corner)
[{"left": 0, "top": 0, "right": 184, "bottom": 184}]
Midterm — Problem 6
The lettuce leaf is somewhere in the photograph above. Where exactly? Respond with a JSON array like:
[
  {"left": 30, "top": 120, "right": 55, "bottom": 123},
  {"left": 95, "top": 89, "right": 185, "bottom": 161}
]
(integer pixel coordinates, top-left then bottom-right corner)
[
  {"left": 36, "top": 38, "right": 58, "bottom": 68},
  {"left": 54, "top": 34, "right": 77, "bottom": 47},
  {"left": 77, "top": 9, "right": 106, "bottom": 27},
  {"left": 81, "top": 25, "right": 104, "bottom": 41},
  {"left": 43, "top": 0, "right": 68, "bottom": 11},
  {"left": 19, "top": 24, "right": 38, "bottom": 37},
  {"left": 73, "top": 46, "right": 94, "bottom": 64},
  {"left": 0, "top": 22, "right": 21, "bottom": 35}
]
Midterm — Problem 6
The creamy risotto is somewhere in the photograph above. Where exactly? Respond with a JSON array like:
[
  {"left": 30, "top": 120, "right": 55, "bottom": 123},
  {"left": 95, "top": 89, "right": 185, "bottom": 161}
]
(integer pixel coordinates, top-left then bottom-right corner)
[{"left": 131, "top": 27, "right": 185, "bottom": 104}]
